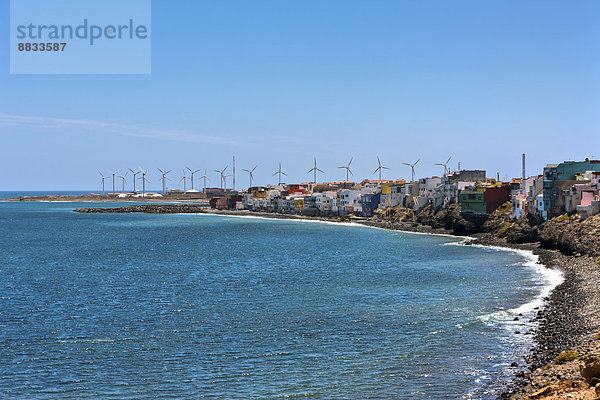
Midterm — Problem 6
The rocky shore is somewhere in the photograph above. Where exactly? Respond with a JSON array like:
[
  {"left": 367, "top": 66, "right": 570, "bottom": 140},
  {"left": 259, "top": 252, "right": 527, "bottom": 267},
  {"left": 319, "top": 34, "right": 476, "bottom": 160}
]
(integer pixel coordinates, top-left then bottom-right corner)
[
  {"left": 74, "top": 204, "right": 207, "bottom": 214},
  {"left": 72, "top": 202, "right": 600, "bottom": 398}
]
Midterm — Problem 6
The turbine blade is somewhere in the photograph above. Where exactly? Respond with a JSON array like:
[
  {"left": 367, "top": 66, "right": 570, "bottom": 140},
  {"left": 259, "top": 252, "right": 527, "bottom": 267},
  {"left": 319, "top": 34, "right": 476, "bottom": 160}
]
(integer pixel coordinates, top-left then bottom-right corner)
[
  {"left": 415, "top": 159, "right": 420, "bottom": 165},
  {"left": 402, "top": 163, "right": 411, "bottom": 166},
  {"left": 348, "top": 157, "right": 353, "bottom": 166}
]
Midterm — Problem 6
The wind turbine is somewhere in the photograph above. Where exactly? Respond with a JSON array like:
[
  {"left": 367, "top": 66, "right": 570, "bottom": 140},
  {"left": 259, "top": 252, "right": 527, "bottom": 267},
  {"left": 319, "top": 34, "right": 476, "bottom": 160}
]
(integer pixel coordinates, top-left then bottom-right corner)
[
  {"left": 435, "top": 156, "right": 452, "bottom": 175},
  {"left": 118, "top": 172, "right": 128, "bottom": 193},
  {"left": 373, "top": 156, "right": 390, "bottom": 181},
  {"left": 128, "top": 168, "right": 140, "bottom": 193},
  {"left": 242, "top": 166, "right": 258, "bottom": 188},
  {"left": 403, "top": 159, "right": 420, "bottom": 182},
  {"left": 99, "top": 172, "right": 109, "bottom": 195},
  {"left": 307, "top": 157, "right": 324, "bottom": 183},
  {"left": 337, "top": 157, "right": 353, "bottom": 182},
  {"left": 186, "top": 167, "right": 201, "bottom": 190},
  {"left": 157, "top": 168, "right": 171, "bottom": 194},
  {"left": 180, "top": 169, "right": 189, "bottom": 192},
  {"left": 273, "top": 162, "right": 287, "bottom": 185},
  {"left": 223, "top": 173, "right": 232, "bottom": 190},
  {"left": 199, "top": 169, "right": 210, "bottom": 192},
  {"left": 214, "top": 166, "right": 228, "bottom": 189},
  {"left": 138, "top": 168, "right": 149, "bottom": 197},
  {"left": 112, "top": 172, "right": 116, "bottom": 194}
]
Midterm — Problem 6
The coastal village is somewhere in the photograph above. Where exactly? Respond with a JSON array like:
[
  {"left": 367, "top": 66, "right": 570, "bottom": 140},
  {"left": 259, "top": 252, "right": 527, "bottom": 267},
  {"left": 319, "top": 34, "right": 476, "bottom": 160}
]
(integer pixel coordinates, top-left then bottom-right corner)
[{"left": 106, "top": 157, "right": 600, "bottom": 222}]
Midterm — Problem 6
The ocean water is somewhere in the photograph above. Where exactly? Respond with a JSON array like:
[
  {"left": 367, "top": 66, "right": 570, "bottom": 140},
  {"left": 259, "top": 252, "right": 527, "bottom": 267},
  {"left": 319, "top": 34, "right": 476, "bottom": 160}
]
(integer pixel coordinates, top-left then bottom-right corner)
[
  {"left": 0, "top": 191, "right": 97, "bottom": 199},
  {"left": 0, "top": 201, "right": 562, "bottom": 399}
]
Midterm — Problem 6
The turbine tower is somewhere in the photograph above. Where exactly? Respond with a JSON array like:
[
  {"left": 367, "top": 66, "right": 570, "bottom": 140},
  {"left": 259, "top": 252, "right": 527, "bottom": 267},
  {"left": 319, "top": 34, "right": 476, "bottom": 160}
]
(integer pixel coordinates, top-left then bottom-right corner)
[
  {"left": 138, "top": 168, "right": 149, "bottom": 197},
  {"left": 242, "top": 166, "right": 258, "bottom": 188},
  {"left": 373, "top": 156, "right": 390, "bottom": 181},
  {"left": 403, "top": 159, "right": 420, "bottom": 182},
  {"left": 186, "top": 167, "right": 201, "bottom": 190},
  {"left": 214, "top": 166, "right": 228, "bottom": 190},
  {"left": 223, "top": 173, "right": 232, "bottom": 190},
  {"left": 435, "top": 156, "right": 452, "bottom": 175},
  {"left": 180, "top": 169, "right": 189, "bottom": 192},
  {"left": 337, "top": 157, "right": 353, "bottom": 182},
  {"left": 307, "top": 157, "right": 324, "bottom": 183},
  {"left": 273, "top": 162, "right": 287, "bottom": 185},
  {"left": 112, "top": 172, "right": 116, "bottom": 194},
  {"left": 157, "top": 168, "right": 171, "bottom": 194},
  {"left": 99, "top": 172, "right": 109, "bottom": 195},
  {"left": 199, "top": 169, "right": 210, "bottom": 192},
  {"left": 118, "top": 172, "right": 128, "bottom": 193},
  {"left": 128, "top": 168, "right": 140, "bottom": 193}
]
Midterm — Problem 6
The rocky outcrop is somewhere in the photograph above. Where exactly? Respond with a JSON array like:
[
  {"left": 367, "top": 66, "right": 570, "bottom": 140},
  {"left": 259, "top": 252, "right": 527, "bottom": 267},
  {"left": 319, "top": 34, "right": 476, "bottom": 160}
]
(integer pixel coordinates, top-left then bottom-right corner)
[
  {"left": 538, "top": 214, "right": 600, "bottom": 257},
  {"left": 580, "top": 354, "right": 600, "bottom": 386},
  {"left": 373, "top": 206, "right": 417, "bottom": 224},
  {"left": 74, "top": 204, "right": 205, "bottom": 214},
  {"left": 505, "top": 214, "right": 540, "bottom": 244}
]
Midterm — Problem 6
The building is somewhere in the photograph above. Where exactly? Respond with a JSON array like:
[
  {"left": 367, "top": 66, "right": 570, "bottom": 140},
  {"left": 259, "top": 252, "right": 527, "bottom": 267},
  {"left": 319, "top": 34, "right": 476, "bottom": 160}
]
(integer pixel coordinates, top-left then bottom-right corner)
[
  {"left": 543, "top": 159, "right": 600, "bottom": 217},
  {"left": 460, "top": 185, "right": 510, "bottom": 214},
  {"left": 360, "top": 192, "right": 381, "bottom": 217},
  {"left": 448, "top": 170, "right": 486, "bottom": 184}
]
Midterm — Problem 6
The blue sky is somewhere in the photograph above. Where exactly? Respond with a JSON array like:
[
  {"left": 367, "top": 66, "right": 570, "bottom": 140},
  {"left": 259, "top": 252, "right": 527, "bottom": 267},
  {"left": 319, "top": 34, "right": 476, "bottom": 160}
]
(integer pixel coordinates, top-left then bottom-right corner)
[{"left": 1, "top": 0, "right": 599, "bottom": 191}]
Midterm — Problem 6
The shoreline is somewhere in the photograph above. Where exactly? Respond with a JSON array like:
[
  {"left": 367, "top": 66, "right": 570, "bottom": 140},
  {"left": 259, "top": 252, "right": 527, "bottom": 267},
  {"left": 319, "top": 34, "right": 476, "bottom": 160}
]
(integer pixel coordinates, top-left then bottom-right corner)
[
  {"left": 156, "top": 209, "right": 600, "bottom": 398},
  {"left": 8, "top": 199, "right": 600, "bottom": 398}
]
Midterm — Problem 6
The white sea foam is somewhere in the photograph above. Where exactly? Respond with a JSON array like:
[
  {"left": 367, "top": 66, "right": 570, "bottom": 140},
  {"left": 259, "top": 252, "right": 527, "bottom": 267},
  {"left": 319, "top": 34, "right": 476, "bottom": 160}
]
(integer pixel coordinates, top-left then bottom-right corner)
[{"left": 464, "top": 245, "right": 564, "bottom": 324}]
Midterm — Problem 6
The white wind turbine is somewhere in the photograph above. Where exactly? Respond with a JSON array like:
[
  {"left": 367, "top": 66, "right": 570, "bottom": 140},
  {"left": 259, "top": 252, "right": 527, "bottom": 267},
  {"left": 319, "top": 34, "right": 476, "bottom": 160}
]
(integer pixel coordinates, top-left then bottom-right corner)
[
  {"left": 157, "top": 168, "right": 171, "bottom": 194},
  {"left": 373, "top": 156, "right": 390, "bottom": 181},
  {"left": 273, "top": 162, "right": 287, "bottom": 185},
  {"left": 180, "top": 169, "right": 189, "bottom": 192},
  {"left": 242, "top": 166, "right": 258, "bottom": 188},
  {"left": 118, "top": 172, "right": 128, "bottom": 193},
  {"left": 128, "top": 168, "right": 140, "bottom": 193},
  {"left": 214, "top": 166, "right": 228, "bottom": 189},
  {"left": 138, "top": 168, "right": 150, "bottom": 197},
  {"left": 435, "top": 156, "right": 452, "bottom": 175},
  {"left": 199, "top": 169, "right": 210, "bottom": 192},
  {"left": 186, "top": 167, "right": 201, "bottom": 191},
  {"left": 307, "top": 157, "right": 324, "bottom": 183},
  {"left": 337, "top": 157, "right": 353, "bottom": 182},
  {"left": 403, "top": 159, "right": 420, "bottom": 182},
  {"left": 99, "top": 172, "right": 109, "bottom": 195}
]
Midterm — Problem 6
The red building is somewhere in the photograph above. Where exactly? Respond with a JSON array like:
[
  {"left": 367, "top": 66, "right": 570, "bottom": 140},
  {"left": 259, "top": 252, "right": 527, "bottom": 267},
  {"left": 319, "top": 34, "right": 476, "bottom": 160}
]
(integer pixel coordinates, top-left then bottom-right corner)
[{"left": 483, "top": 185, "right": 510, "bottom": 213}]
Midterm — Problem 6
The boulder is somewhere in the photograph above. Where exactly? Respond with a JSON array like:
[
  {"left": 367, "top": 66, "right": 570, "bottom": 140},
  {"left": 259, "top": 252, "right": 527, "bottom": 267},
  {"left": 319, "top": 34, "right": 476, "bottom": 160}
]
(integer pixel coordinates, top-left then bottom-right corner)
[{"left": 580, "top": 354, "right": 600, "bottom": 386}]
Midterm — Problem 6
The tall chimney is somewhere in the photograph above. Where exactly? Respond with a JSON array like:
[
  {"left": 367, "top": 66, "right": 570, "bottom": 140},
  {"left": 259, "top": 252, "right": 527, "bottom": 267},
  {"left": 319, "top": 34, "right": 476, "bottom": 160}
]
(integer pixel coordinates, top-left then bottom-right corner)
[{"left": 522, "top": 153, "right": 526, "bottom": 195}]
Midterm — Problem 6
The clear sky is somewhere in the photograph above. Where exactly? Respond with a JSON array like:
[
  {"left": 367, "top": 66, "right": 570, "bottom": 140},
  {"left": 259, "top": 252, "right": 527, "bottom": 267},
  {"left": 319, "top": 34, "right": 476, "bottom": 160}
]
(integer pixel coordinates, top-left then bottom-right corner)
[{"left": 1, "top": 0, "right": 599, "bottom": 191}]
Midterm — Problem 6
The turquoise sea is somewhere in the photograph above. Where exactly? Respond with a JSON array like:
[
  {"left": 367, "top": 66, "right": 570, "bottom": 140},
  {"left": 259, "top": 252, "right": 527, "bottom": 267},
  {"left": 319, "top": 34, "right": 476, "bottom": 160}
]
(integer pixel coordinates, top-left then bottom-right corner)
[{"left": 0, "top": 200, "right": 562, "bottom": 399}]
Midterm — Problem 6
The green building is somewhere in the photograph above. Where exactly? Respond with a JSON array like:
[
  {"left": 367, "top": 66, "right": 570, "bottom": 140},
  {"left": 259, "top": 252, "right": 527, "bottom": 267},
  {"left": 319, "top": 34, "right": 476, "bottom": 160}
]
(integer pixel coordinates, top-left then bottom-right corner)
[
  {"left": 543, "top": 159, "right": 600, "bottom": 217},
  {"left": 459, "top": 190, "right": 486, "bottom": 213}
]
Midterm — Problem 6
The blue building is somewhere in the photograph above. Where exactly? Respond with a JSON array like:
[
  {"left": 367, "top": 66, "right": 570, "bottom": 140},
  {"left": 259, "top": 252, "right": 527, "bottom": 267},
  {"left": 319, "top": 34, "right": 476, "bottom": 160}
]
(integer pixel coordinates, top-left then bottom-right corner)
[
  {"left": 543, "top": 159, "right": 600, "bottom": 217},
  {"left": 360, "top": 192, "right": 381, "bottom": 217}
]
